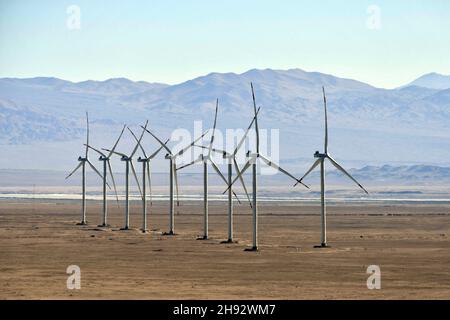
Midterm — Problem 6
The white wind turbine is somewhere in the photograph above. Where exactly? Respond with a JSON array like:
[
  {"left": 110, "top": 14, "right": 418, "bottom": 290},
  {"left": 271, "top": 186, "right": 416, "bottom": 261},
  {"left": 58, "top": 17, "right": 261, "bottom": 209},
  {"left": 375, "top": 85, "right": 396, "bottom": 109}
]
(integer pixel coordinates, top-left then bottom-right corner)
[
  {"left": 217, "top": 112, "right": 258, "bottom": 243},
  {"left": 84, "top": 125, "right": 125, "bottom": 227},
  {"left": 66, "top": 112, "right": 105, "bottom": 225},
  {"left": 296, "top": 86, "right": 368, "bottom": 248},
  {"left": 142, "top": 126, "right": 209, "bottom": 235},
  {"left": 184, "top": 99, "right": 254, "bottom": 242},
  {"left": 128, "top": 129, "right": 168, "bottom": 233},
  {"left": 103, "top": 123, "right": 147, "bottom": 230},
  {"left": 177, "top": 99, "right": 243, "bottom": 240},
  {"left": 225, "top": 83, "right": 309, "bottom": 251}
]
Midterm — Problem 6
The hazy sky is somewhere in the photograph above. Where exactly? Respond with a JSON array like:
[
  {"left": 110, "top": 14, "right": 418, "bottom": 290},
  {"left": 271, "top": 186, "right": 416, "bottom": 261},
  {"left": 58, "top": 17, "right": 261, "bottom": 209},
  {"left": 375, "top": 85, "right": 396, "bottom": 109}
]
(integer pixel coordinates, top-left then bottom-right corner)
[{"left": 1, "top": 0, "right": 449, "bottom": 88}]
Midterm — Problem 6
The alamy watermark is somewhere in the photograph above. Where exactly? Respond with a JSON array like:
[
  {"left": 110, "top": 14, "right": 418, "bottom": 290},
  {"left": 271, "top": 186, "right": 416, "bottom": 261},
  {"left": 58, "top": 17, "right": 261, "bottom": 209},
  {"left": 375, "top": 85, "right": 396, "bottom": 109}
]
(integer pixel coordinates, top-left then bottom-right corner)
[
  {"left": 366, "top": 5, "right": 381, "bottom": 30},
  {"left": 66, "top": 5, "right": 81, "bottom": 30},
  {"left": 170, "top": 121, "right": 280, "bottom": 175},
  {"left": 366, "top": 265, "right": 381, "bottom": 289},
  {"left": 67, "top": 265, "right": 81, "bottom": 289}
]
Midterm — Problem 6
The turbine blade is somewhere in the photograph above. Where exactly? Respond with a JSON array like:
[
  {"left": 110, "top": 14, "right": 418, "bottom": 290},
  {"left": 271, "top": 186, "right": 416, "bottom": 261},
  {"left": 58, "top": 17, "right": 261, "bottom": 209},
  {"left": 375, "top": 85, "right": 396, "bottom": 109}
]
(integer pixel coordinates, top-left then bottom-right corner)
[
  {"left": 233, "top": 158, "right": 252, "bottom": 207},
  {"left": 102, "top": 148, "right": 127, "bottom": 158},
  {"left": 142, "top": 127, "right": 172, "bottom": 155},
  {"left": 147, "top": 161, "right": 153, "bottom": 206},
  {"left": 259, "top": 154, "right": 309, "bottom": 189},
  {"left": 327, "top": 156, "right": 369, "bottom": 194},
  {"left": 194, "top": 144, "right": 231, "bottom": 157},
  {"left": 173, "top": 129, "right": 209, "bottom": 158},
  {"left": 223, "top": 158, "right": 252, "bottom": 194},
  {"left": 208, "top": 99, "right": 219, "bottom": 158},
  {"left": 107, "top": 160, "right": 120, "bottom": 206},
  {"left": 233, "top": 106, "right": 261, "bottom": 156},
  {"left": 87, "top": 160, "right": 107, "bottom": 187},
  {"left": 84, "top": 144, "right": 106, "bottom": 157},
  {"left": 65, "top": 162, "right": 83, "bottom": 179},
  {"left": 128, "top": 128, "right": 147, "bottom": 158},
  {"left": 250, "top": 83, "right": 260, "bottom": 154},
  {"left": 210, "top": 159, "right": 241, "bottom": 203},
  {"left": 108, "top": 125, "right": 126, "bottom": 158},
  {"left": 177, "top": 156, "right": 203, "bottom": 171},
  {"left": 323, "top": 86, "right": 328, "bottom": 154},
  {"left": 209, "top": 158, "right": 228, "bottom": 185},
  {"left": 85, "top": 112, "right": 89, "bottom": 158},
  {"left": 130, "top": 121, "right": 148, "bottom": 158},
  {"left": 149, "top": 139, "right": 170, "bottom": 159},
  {"left": 130, "top": 161, "right": 143, "bottom": 198},
  {"left": 128, "top": 126, "right": 147, "bottom": 158},
  {"left": 295, "top": 159, "right": 321, "bottom": 186}
]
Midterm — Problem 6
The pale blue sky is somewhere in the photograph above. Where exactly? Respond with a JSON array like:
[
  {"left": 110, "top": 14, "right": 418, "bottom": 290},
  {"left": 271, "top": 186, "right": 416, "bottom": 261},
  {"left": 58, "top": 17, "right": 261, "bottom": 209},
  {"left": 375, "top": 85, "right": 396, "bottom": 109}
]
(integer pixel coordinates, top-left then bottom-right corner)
[{"left": 0, "top": 0, "right": 449, "bottom": 88}]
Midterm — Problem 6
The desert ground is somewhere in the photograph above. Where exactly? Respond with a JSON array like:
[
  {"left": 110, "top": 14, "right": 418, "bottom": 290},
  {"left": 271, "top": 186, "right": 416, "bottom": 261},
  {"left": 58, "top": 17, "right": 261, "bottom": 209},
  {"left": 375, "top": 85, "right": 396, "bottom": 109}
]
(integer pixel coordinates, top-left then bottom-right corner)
[{"left": 0, "top": 200, "right": 449, "bottom": 299}]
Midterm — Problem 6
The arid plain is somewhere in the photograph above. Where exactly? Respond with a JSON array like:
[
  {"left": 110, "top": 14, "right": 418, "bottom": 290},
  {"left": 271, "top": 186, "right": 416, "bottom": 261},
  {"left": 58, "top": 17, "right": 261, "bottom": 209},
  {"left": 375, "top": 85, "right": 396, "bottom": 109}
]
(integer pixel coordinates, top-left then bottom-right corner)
[{"left": 0, "top": 200, "right": 449, "bottom": 299}]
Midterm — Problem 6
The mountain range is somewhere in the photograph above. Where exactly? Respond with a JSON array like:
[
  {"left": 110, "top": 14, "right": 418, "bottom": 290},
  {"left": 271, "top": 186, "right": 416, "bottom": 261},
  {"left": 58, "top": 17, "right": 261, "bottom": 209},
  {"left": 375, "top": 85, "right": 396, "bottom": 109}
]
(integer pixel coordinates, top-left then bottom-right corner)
[
  {"left": 1, "top": 69, "right": 450, "bottom": 174},
  {"left": 404, "top": 72, "right": 450, "bottom": 90}
]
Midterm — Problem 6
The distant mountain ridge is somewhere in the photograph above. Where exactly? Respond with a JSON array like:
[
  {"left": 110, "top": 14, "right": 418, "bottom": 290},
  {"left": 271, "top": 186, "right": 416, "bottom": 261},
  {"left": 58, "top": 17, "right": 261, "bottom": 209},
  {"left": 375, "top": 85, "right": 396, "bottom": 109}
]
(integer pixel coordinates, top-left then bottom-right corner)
[
  {"left": 403, "top": 72, "right": 450, "bottom": 90},
  {"left": 1, "top": 68, "right": 450, "bottom": 170}
]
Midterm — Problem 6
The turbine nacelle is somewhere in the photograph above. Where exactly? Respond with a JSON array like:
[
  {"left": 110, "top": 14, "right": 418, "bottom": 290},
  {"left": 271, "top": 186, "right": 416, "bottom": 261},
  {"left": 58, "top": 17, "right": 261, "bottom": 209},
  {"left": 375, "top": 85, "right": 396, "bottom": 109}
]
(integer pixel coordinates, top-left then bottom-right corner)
[
  {"left": 200, "top": 154, "right": 209, "bottom": 162},
  {"left": 314, "top": 151, "right": 327, "bottom": 159},
  {"left": 245, "top": 151, "right": 258, "bottom": 164},
  {"left": 121, "top": 155, "right": 131, "bottom": 161},
  {"left": 78, "top": 156, "right": 87, "bottom": 162},
  {"left": 137, "top": 157, "right": 148, "bottom": 163}
]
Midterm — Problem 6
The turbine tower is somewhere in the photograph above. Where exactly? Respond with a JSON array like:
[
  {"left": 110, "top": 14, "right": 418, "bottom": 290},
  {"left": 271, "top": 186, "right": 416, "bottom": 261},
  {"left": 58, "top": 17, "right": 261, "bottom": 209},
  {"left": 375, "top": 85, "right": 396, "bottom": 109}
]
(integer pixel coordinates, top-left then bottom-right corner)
[
  {"left": 103, "top": 124, "right": 146, "bottom": 230},
  {"left": 129, "top": 129, "right": 168, "bottom": 233},
  {"left": 178, "top": 99, "right": 244, "bottom": 241},
  {"left": 225, "top": 83, "right": 309, "bottom": 251},
  {"left": 85, "top": 125, "right": 125, "bottom": 227},
  {"left": 66, "top": 112, "right": 105, "bottom": 225},
  {"left": 142, "top": 126, "right": 209, "bottom": 235},
  {"left": 296, "top": 86, "right": 368, "bottom": 248}
]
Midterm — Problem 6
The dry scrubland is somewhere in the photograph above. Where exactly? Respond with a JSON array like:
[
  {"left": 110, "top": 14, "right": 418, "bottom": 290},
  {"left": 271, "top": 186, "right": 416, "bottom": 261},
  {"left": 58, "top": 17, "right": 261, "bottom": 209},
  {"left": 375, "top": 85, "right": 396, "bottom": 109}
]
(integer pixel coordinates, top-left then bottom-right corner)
[{"left": 0, "top": 200, "right": 449, "bottom": 299}]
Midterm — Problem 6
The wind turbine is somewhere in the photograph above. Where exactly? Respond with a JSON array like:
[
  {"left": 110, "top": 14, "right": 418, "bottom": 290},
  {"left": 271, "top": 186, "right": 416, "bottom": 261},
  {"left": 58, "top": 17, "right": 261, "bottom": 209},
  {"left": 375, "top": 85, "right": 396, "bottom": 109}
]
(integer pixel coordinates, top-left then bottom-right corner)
[
  {"left": 178, "top": 99, "right": 243, "bottom": 240},
  {"left": 217, "top": 108, "right": 260, "bottom": 243},
  {"left": 129, "top": 129, "right": 169, "bottom": 233},
  {"left": 184, "top": 99, "right": 254, "bottom": 242},
  {"left": 225, "top": 83, "right": 309, "bottom": 251},
  {"left": 296, "top": 86, "right": 368, "bottom": 248},
  {"left": 142, "top": 126, "right": 209, "bottom": 235},
  {"left": 84, "top": 125, "right": 125, "bottom": 227},
  {"left": 66, "top": 112, "right": 104, "bottom": 225},
  {"left": 103, "top": 123, "right": 146, "bottom": 230}
]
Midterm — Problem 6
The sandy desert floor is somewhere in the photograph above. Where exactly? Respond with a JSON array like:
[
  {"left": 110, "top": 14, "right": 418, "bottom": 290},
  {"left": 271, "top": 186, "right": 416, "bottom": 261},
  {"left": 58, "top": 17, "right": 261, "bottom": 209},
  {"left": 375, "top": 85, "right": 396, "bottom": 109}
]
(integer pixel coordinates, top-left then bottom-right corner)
[{"left": 0, "top": 200, "right": 449, "bottom": 299}]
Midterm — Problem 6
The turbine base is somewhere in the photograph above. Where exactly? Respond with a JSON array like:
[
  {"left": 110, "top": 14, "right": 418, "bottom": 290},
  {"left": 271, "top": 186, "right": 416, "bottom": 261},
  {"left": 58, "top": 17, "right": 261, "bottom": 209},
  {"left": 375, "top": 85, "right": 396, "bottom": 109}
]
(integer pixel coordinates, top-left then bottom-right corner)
[
  {"left": 196, "top": 235, "right": 208, "bottom": 240},
  {"left": 97, "top": 224, "right": 110, "bottom": 228},
  {"left": 220, "top": 239, "right": 237, "bottom": 244},
  {"left": 76, "top": 221, "right": 88, "bottom": 226},
  {"left": 162, "top": 231, "right": 176, "bottom": 236},
  {"left": 314, "top": 243, "right": 330, "bottom": 248},
  {"left": 244, "top": 246, "right": 258, "bottom": 252}
]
